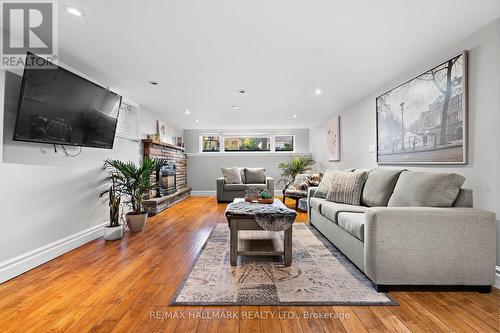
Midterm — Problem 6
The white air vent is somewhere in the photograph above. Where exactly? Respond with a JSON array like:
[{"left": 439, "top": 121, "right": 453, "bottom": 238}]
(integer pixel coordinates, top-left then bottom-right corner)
[{"left": 116, "top": 100, "right": 139, "bottom": 140}]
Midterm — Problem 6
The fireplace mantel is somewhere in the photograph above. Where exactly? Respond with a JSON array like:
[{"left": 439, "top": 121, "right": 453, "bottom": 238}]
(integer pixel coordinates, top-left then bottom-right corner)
[{"left": 142, "top": 139, "right": 191, "bottom": 215}]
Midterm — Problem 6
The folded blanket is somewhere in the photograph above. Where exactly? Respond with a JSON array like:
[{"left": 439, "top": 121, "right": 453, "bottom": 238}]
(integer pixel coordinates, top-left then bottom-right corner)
[{"left": 225, "top": 200, "right": 297, "bottom": 231}]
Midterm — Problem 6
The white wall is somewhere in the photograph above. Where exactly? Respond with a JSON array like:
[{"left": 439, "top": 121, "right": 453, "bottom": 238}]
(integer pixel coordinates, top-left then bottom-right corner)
[
  {"left": 184, "top": 128, "right": 311, "bottom": 192},
  {"left": 309, "top": 19, "right": 500, "bottom": 265},
  {"left": 0, "top": 69, "right": 180, "bottom": 280}
]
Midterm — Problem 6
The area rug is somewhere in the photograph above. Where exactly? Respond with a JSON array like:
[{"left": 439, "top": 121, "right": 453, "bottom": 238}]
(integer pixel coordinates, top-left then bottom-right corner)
[{"left": 172, "top": 223, "right": 397, "bottom": 306}]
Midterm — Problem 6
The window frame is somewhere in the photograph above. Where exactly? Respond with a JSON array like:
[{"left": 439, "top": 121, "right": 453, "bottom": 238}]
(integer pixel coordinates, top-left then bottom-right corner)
[
  {"left": 222, "top": 135, "right": 272, "bottom": 153},
  {"left": 273, "top": 135, "right": 295, "bottom": 153},
  {"left": 200, "top": 135, "right": 222, "bottom": 152},
  {"left": 198, "top": 134, "right": 296, "bottom": 153}
]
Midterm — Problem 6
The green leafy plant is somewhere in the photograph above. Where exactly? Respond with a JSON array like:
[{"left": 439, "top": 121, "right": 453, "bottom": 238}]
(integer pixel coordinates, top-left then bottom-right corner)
[
  {"left": 99, "top": 177, "right": 121, "bottom": 227},
  {"left": 260, "top": 190, "right": 272, "bottom": 199},
  {"left": 278, "top": 155, "right": 315, "bottom": 186},
  {"left": 103, "top": 158, "right": 162, "bottom": 215}
]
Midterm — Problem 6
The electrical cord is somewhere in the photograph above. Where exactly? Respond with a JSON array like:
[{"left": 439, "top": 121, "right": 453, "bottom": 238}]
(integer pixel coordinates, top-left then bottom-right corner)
[{"left": 61, "top": 145, "right": 83, "bottom": 157}]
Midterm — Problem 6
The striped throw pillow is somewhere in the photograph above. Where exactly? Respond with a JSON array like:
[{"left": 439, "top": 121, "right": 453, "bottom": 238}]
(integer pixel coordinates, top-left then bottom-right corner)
[{"left": 326, "top": 170, "right": 368, "bottom": 205}]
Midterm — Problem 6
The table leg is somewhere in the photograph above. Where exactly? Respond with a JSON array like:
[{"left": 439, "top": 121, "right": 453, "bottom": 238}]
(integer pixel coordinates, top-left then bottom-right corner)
[
  {"left": 284, "top": 227, "right": 292, "bottom": 266},
  {"left": 230, "top": 221, "right": 237, "bottom": 266}
]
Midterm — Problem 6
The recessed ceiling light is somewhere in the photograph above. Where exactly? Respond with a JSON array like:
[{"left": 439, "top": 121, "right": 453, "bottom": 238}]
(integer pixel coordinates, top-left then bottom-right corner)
[
  {"left": 292, "top": 114, "right": 298, "bottom": 118},
  {"left": 65, "top": 5, "right": 84, "bottom": 17},
  {"left": 315, "top": 88, "right": 322, "bottom": 95},
  {"left": 184, "top": 110, "right": 190, "bottom": 115},
  {"left": 194, "top": 118, "right": 199, "bottom": 123},
  {"left": 149, "top": 81, "right": 158, "bottom": 85},
  {"left": 231, "top": 105, "right": 240, "bottom": 109},
  {"left": 239, "top": 89, "right": 246, "bottom": 94}
]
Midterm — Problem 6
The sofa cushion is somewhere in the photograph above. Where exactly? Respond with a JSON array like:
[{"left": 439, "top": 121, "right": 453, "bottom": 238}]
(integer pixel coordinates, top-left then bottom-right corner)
[
  {"left": 321, "top": 201, "right": 367, "bottom": 223},
  {"left": 326, "top": 170, "right": 368, "bottom": 205},
  {"left": 388, "top": 171, "right": 466, "bottom": 207},
  {"left": 337, "top": 212, "right": 365, "bottom": 241},
  {"left": 221, "top": 167, "right": 242, "bottom": 184},
  {"left": 309, "top": 197, "right": 326, "bottom": 212},
  {"left": 245, "top": 184, "right": 268, "bottom": 191},
  {"left": 453, "top": 188, "right": 473, "bottom": 207},
  {"left": 245, "top": 168, "right": 266, "bottom": 184},
  {"left": 224, "top": 183, "right": 246, "bottom": 191},
  {"left": 362, "top": 168, "right": 404, "bottom": 207}
]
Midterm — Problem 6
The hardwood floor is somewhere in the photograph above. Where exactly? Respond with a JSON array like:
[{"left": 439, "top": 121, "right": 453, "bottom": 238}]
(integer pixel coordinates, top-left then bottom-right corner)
[{"left": 0, "top": 196, "right": 498, "bottom": 332}]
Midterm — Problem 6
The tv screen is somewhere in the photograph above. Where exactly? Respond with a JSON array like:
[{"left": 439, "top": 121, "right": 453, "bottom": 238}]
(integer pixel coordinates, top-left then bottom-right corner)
[{"left": 13, "top": 53, "right": 122, "bottom": 149}]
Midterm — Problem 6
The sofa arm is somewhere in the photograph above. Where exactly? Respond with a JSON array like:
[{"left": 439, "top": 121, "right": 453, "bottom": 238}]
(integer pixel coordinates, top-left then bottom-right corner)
[
  {"left": 364, "top": 207, "right": 496, "bottom": 286},
  {"left": 307, "top": 187, "right": 318, "bottom": 221},
  {"left": 216, "top": 177, "right": 225, "bottom": 202},
  {"left": 266, "top": 177, "right": 275, "bottom": 196}
]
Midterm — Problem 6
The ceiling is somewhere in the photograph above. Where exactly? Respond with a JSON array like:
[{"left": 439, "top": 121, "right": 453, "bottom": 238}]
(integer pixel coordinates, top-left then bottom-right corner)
[{"left": 57, "top": 0, "right": 500, "bottom": 129}]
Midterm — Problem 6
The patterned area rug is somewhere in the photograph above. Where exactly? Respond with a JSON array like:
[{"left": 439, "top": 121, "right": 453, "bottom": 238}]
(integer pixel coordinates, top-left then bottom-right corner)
[{"left": 172, "top": 223, "right": 397, "bottom": 306}]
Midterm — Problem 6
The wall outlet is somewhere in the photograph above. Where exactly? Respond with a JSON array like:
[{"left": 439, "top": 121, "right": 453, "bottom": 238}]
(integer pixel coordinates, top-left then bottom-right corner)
[{"left": 368, "top": 145, "right": 376, "bottom": 153}]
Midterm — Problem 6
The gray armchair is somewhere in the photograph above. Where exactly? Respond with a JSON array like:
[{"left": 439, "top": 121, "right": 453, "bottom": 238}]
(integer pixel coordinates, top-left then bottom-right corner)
[{"left": 217, "top": 176, "right": 274, "bottom": 203}]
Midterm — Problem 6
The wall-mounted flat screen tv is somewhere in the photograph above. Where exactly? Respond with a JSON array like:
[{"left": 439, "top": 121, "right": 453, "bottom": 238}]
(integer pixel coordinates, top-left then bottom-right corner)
[{"left": 13, "top": 53, "right": 122, "bottom": 149}]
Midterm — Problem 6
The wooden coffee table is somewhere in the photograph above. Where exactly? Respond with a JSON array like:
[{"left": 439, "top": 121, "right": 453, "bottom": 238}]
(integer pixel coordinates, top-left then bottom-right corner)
[{"left": 226, "top": 198, "right": 293, "bottom": 266}]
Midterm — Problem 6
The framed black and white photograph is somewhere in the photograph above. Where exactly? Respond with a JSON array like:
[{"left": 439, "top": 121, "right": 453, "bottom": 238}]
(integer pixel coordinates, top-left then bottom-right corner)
[{"left": 376, "top": 51, "right": 468, "bottom": 165}]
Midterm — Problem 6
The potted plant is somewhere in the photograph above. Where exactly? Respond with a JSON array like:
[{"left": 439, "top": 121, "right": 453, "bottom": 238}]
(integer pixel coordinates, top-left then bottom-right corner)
[
  {"left": 104, "top": 158, "right": 160, "bottom": 232},
  {"left": 277, "top": 155, "right": 316, "bottom": 187},
  {"left": 99, "top": 176, "right": 123, "bottom": 240}
]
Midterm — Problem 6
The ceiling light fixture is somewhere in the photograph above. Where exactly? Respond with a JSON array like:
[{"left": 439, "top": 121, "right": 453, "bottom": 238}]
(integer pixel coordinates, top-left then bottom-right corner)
[
  {"left": 292, "top": 114, "right": 298, "bottom": 119},
  {"left": 149, "top": 81, "right": 158, "bottom": 85},
  {"left": 184, "top": 110, "right": 190, "bottom": 115},
  {"left": 65, "top": 5, "right": 84, "bottom": 17},
  {"left": 231, "top": 105, "right": 239, "bottom": 109},
  {"left": 194, "top": 118, "right": 200, "bottom": 123},
  {"left": 239, "top": 89, "right": 246, "bottom": 94},
  {"left": 315, "top": 88, "right": 322, "bottom": 95}
]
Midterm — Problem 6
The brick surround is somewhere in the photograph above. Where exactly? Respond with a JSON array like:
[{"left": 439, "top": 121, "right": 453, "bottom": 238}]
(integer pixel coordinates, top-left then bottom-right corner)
[{"left": 142, "top": 139, "right": 191, "bottom": 215}]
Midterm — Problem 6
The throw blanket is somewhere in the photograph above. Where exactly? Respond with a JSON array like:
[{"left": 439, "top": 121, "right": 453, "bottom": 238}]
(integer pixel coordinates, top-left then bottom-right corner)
[{"left": 225, "top": 200, "right": 297, "bottom": 231}]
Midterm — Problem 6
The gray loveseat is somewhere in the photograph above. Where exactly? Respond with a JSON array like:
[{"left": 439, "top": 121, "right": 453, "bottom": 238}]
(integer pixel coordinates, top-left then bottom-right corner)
[
  {"left": 217, "top": 167, "right": 274, "bottom": 203},
  {"left": 308, "top": 168, "right": 496, "bottom": 292}
]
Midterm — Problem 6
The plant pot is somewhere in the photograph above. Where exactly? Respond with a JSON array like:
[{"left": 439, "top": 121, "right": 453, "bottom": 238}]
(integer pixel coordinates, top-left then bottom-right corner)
[
  {"left": 104, "top": 224, "right": 123, "bottom": 241},
  {"left": 126, "top": 212, "right": 148, "bottom": 232}
]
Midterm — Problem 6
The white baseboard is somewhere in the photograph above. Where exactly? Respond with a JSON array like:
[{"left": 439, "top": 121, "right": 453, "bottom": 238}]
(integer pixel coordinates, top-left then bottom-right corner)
[
  {"left": 495, "top": 266, "right": 500, "bottom": 289},
  {"left": 0, "top": 223, "right": 106, "bottom": 284},
  {"left": 191, "top": 190, "right": 283, "bottom": 196}
]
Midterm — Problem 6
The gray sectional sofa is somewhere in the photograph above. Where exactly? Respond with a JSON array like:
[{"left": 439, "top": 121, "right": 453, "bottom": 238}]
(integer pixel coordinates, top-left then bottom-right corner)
[
  {"left": 307, "top": 168, "right": 496, "bottom": 292},
  {"left": 217, "top": 167, "right": 274, "bottom": 203}
]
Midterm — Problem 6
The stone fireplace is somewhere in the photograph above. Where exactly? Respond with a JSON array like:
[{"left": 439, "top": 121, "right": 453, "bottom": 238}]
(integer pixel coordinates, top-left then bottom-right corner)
[{"left": 142, "top": 139, "right": 191, "bottom": 215}]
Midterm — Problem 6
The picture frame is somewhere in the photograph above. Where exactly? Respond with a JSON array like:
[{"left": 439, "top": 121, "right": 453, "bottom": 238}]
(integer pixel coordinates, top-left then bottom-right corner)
[
  {"left": 157, "top": 121, "right": 167, "bottom": 143},
  {"left": 327, "top": 115, "right": 340, "bottom": 161},
  {"left": 376, "top": 51, "right": 468, "bottom": 165}
]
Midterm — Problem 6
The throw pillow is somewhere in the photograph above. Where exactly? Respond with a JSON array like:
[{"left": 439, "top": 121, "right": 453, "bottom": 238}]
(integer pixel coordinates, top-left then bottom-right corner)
[
  {"left": 314, "top": 168, "right": 353, "bottom": 198},
  {"left": 239, "top": 167, "right": 246, "bottom": 183},
  {"left": 245, "top": 168, "right": 266, "bottom": 184},
  {"left": 362, "top": 168, "right": 405, "bottom": 207},
  {"left": 308, "top": 173, "right": 322, "bottom": 187},
  {"left": 388, "top": 171, "right": 466, "bottom": 207},
  {"left": 289, "top": 174, "right": 311, "bottom": 190},
  {"left": 325, "top": 170, "right": 368, "bottom": 205},
  {"left": 221, "top": 167, "right": 242, "bottom": 184}
]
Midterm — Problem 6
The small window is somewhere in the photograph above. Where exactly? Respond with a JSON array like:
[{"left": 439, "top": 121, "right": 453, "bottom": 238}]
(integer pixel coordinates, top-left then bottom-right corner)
[
  {"left": 202, "top": 136, "right": 220, "bottom": 152},
  {"left": 224, "top": 137, "right": 271, "bottom": 152},
  {"left": 275, "top": 135, "right": 294, "bottom": 151}
]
